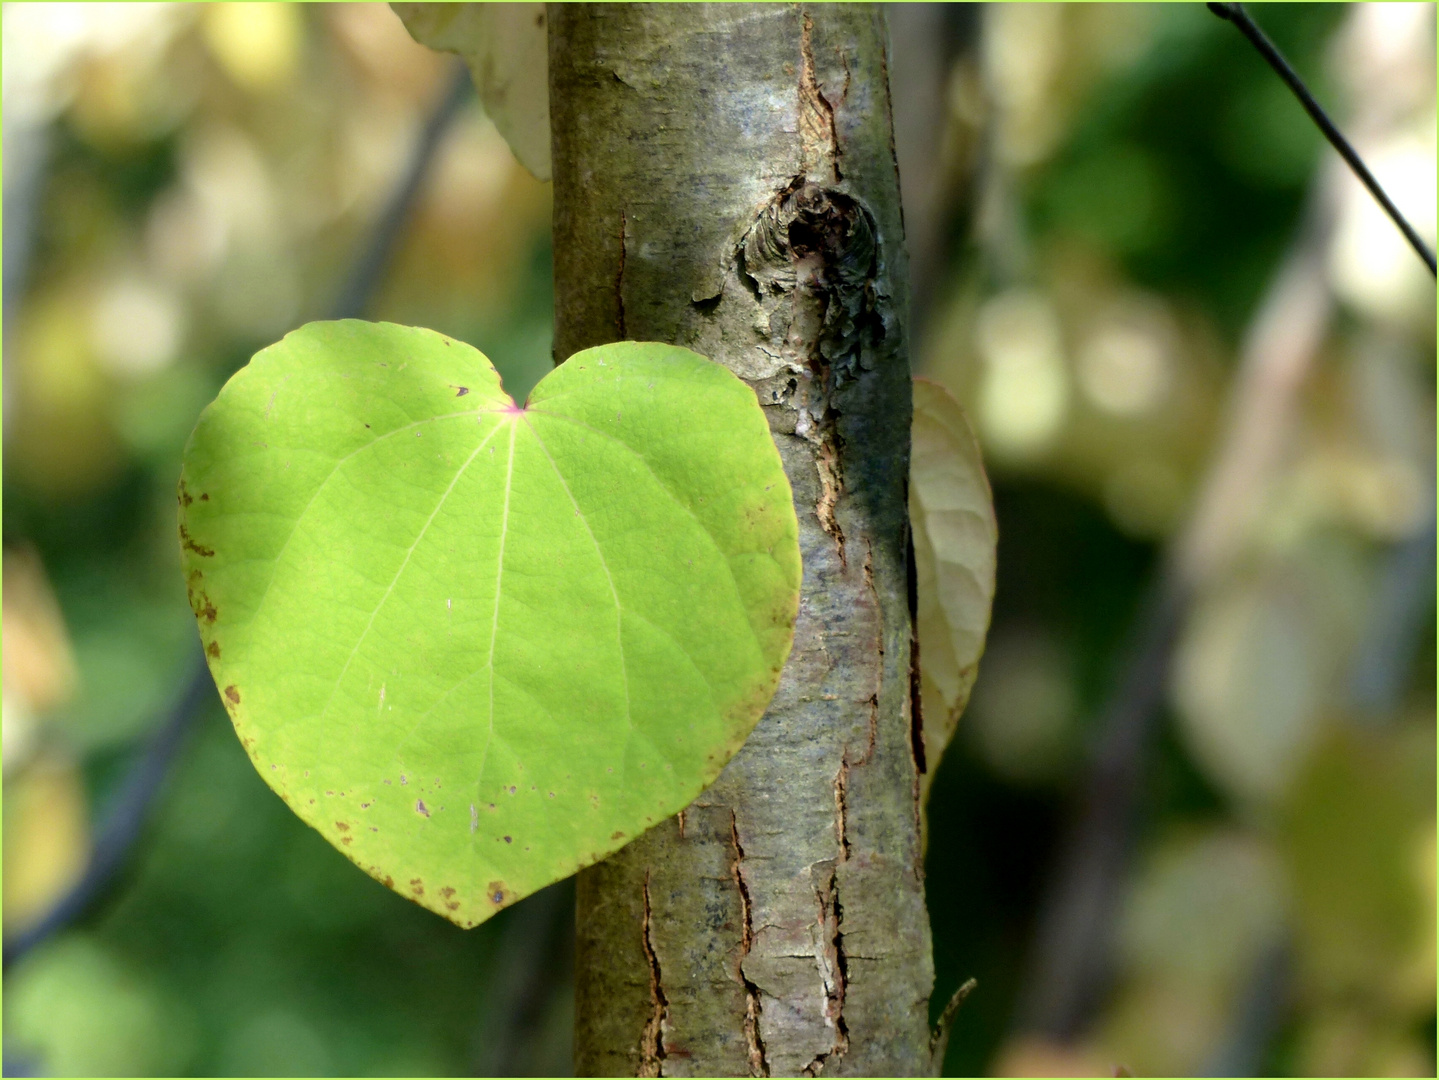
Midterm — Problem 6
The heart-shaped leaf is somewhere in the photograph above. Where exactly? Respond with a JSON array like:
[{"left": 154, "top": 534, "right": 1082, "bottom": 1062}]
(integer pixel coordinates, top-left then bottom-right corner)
[
  {"left": 911, "top": 377, "right": 997, "bottom": 810},
  {"left": 178, "top": 322, "right": 799, "bottom": 927}
]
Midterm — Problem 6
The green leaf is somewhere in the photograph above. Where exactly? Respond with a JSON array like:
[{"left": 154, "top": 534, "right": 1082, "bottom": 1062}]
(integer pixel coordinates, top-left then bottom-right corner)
[
  {"left": 178, "top": 321, "right": 799, "bottom": 927},
  {"left": 910, "top": 378, "right": 997, "bottom": 810}
]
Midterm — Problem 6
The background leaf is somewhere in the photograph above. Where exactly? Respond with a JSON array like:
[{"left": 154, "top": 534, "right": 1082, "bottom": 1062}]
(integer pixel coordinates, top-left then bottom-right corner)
[
  {"left": 911, "top": 377, "right": 998, "bottom": 808},
  {"left": 392, "top": 2, "right": 551, "bottom": 181},
  {"left": 177, "top": 322, "right": 799, "bottom": 927}
]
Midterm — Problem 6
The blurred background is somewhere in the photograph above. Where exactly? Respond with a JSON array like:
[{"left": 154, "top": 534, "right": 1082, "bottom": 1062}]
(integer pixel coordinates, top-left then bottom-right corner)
[{"left": 1, "top": 3, "right": 1432, "bottom": 1076}]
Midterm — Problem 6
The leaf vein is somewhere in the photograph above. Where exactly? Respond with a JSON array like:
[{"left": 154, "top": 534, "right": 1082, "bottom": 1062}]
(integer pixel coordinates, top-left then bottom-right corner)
[{"left": 314, "top": 417, "right": 511, "bottom": 733}]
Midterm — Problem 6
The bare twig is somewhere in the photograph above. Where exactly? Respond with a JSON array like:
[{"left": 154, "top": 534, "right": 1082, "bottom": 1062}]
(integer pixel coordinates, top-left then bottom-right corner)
[
  {"left": 1208, "top": 2, "right": 1436, "bottom": 276},
  {"left": 930, "top": 977, "right": 979, "bottom": 1071}
]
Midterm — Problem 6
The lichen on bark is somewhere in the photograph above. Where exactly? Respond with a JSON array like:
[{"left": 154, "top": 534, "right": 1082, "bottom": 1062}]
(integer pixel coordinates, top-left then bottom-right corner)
[{"left": 550, "top": 5, "right": 934, "bottom": 1075}]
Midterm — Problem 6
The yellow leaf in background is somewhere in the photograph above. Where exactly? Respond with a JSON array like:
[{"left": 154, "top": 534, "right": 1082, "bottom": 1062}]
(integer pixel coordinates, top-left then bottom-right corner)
[
  {"left": 3, "top": 750, "right": 90, "bottom": 936},
  {"left": 3, "top": 548, "right": 79, "bottom": 774},
  {"left": 911, "top": 378, "right": 998, "bottom": 810},
  {"left": 2, "top": 549, "right": 78, "bottom": 718},
  {"left": 202, "top": 3, "right": 302, "bottom": 95},
  {"left": 1098, "top": 977, "right": 1225, "bottom": 1079},
  {"left": 1281, "top": 723, "right": 1435, "bottom": 1010},
  {"left": 990, "top": 1035, "right": 1116, "bottom": 1078},
  {"left": 1118, "top": 828, "right": 1285, "bottom": 992},
  {"left": 392, "top": 3, "right": 551, "bottom": 181},
  {"left": 1172, "top": 539, "right": 1370, "bottom": 808}
]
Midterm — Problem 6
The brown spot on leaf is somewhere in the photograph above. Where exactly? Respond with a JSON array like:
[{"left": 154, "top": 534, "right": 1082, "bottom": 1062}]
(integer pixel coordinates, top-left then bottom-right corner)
[
  {"left": 611, "top": 831, "right": 626, "bottom": 840},
  {"left": 446, "top": 900, "right": 460, "bottom": 911},
  {"left": 206, "top": 641, "right": 221, "bottom": 659},
  {"left": 415, "top": 799, "right": 429, "bottom": 817},
  {"left": 179, "top": 524, "right": 215, "bottom": 558},
  {"left": 487, "top": 881, "right": 508, "bottom": 905},
  {"left": 454, "top": 386, "right": 469, "bottom": 397},
  {"left": 503, "top": 835, "right": 512, "bottom": 844},
  {"left": 335, "top": 822, "right": 349, "bottom": 831},
  {"left": 384, "top": 876, "right": 394, "bottom": 888},
  {"left": 410, "top": 878, "right": 424, "bottom": 896},
  {"left": 340, "top": 836, "right": 352, "bottom": 845},
  {"left": 440, "top": 887, "right": 455, "bottom": 899},
  {"left": 200, "top": 493, "right": 209, "bottom": 501},
  {"left": 224, "top": 685, "right": 240, "bottom": 704}
]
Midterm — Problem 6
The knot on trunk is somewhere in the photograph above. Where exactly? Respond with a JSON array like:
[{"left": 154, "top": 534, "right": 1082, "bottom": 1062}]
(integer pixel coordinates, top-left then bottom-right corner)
[{"left": 740, "top": 180, "right": 880, "bottom": 388}]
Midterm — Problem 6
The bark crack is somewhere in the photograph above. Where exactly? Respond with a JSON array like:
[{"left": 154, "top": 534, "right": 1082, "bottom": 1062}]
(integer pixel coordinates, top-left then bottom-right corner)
[
  {"left": 731, "top": 812, "right": 770, "bottom": 1077},
  {"left": 639, "top": 872, "right": 668, "bottom": 1077},
  {"left": 802, "top": 864, "right": 850, "bottom": 1076},
  {"left": 905, "top": 525, "right": 927, "bottom": 842},
  {"left": 876, "top": 18, "right": 903, "bottom": 235},
  {"left": 813, "top": 439, "right": 847, "bottom": 567},
  {"left": 798, "top": 10, "right": 842, "bottom": 181},
  {"left": 854, "top": 541, "right": 881, "bottom": 768},
  {"left": 616, "top": 209, "right": 629, "bottom": 339}
]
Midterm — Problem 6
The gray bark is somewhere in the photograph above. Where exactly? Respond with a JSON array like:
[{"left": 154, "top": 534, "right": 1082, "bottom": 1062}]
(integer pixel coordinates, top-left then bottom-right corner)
[{"left": 549, "top": 6, "right": 933, "bottom": 1075}]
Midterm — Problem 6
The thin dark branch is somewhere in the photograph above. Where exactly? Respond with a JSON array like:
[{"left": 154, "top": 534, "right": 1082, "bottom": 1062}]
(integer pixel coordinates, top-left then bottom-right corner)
[
  {"left": 3, "top": 652, "right": 211, "bottom": 970},
  {"left": 2, "top": 60, "right": 473, "bottom": 974},
  {"left": 1013, "top": 577, "right": 1187, "bottom": 1039},
  {"left": 1349, "top": 510, "right": 1437, "bottom": 716},
  {"left": 332, "top": 61, "right": 473, "bottom": 319},
  {"left": 1201, "top": 935, "right": 1291, "bottom": 1076},
  {"left": 1208, "top": 1, "right": 1437, "bottom": 276}
]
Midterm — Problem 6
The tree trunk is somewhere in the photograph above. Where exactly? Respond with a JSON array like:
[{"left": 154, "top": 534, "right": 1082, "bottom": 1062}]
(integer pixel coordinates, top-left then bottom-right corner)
[{"left": 549, "top": 5, "right": 933, "bottom": 1075}]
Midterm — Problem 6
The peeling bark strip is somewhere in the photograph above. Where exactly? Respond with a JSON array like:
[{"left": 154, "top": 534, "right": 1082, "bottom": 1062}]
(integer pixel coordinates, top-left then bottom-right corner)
[{"left": 554, "top": 6, "right": 933, "bottom": 1075}]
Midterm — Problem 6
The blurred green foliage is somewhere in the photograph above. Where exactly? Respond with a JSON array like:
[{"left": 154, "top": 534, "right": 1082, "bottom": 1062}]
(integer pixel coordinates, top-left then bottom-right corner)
[{"left": 2, "top": 3, "right": 1433, "bottom": 1077}]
